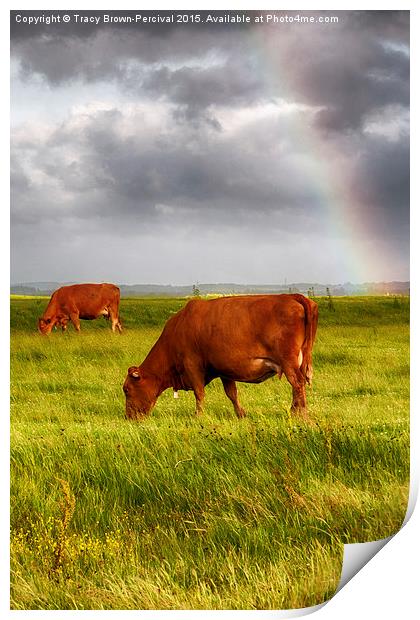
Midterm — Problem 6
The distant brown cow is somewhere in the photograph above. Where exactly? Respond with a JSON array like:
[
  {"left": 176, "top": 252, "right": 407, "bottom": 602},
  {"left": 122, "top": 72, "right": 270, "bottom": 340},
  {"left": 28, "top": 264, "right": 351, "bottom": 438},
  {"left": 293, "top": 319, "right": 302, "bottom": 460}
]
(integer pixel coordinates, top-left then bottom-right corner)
[
  {"left": 123, "top": 294, "right": 318, "bottom": 420},
  {"left": 38, "top": 283, "right": 122, "bottom": 334}
]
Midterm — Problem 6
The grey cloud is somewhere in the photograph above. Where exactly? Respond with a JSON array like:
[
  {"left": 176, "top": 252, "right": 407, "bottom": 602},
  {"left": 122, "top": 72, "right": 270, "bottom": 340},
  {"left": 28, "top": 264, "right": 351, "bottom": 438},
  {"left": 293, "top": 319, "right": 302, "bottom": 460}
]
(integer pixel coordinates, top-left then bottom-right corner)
[
  {"left": 11, "top": 11, "right": 409, "bottom": 134},
  {"left": 11, "top": 106, "right": 328, "bottom": 235},
  {"left": 346, "top": 10, "right": 409, "bottom": 42},
  {"left": 272, "top": 22, "right": 409, "bottom": 133},
  {"left": 138, "top": 60, "right": 266, "bottom": 119},
  {"left": 10, "top": 10, "right": 410, "bottom": 284},
  {"left": 349, "top": 133, "right": 409, "bottom": 228},
  {"left": 313, "top": 50, "right": 408, "bottom": 132},
  {"left": 11, "top": 16, "right": 242, "bottom": 85},
  {"left": 10, "top": 159, "right": 31, "bottom": 195},
  {"left": 11, "top": 102, "right": 408, "bottom": 246}
]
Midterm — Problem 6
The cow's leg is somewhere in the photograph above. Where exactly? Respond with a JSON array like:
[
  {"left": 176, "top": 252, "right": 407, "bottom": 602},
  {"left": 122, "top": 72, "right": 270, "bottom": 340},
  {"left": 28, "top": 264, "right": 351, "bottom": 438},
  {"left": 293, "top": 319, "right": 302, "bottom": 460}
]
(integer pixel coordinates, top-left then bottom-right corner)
[
  {"left": 221, "top": 378, "right": 246, "bottom": 419},
  {"left": 184, "top": 357, "right": 206, "bottom": 415},
  {"left": 184, "top": 364, "right": 206, "bottom": 415},
  {"left": 283, "top": 364, "right": 308, "bottom": 417},
  {"left": 110, "top": 317, "right": 123, "bottom": 333},
  {"left": 69, "top": 312, "right": 81, "bottom": 333},
  {"left": 115, "top": 317, "right": 123, "bottom": 333},
  {"left": 109, "top": 308, "right": 123, "bottom": 333},
  {"left": 192, "top": 385, "right": 205, "bottom": 416}
]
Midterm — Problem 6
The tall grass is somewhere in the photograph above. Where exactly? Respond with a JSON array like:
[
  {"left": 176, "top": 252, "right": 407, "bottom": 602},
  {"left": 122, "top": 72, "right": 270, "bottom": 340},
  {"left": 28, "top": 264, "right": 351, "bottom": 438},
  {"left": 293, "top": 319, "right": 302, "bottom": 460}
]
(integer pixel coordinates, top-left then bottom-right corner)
[{"left": 10, "top": 296, "right": 409, "bottom": 609}]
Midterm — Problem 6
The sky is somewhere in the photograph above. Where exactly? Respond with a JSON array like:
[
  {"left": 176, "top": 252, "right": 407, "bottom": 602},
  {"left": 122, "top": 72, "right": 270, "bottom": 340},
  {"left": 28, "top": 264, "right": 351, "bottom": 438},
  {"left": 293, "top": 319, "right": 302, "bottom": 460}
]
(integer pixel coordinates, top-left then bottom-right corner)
[{"left": 10, "top": 9, "right": 410, "bottom": 285}]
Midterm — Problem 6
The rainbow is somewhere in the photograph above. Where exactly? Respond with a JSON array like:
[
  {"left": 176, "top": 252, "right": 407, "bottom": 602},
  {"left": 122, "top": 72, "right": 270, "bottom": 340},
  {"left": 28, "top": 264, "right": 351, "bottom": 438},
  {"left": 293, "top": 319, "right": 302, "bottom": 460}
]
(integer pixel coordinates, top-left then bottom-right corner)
[{"left": 251, "top": 21, "right": 395, "bottom": 284}]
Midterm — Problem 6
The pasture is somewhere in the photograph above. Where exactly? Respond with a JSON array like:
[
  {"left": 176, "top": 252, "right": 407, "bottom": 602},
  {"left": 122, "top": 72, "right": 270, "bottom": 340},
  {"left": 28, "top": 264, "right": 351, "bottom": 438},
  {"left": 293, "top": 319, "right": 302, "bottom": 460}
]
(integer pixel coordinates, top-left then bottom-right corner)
[{"left": 10, "top": 295, "right": 410, "bottom": 610}]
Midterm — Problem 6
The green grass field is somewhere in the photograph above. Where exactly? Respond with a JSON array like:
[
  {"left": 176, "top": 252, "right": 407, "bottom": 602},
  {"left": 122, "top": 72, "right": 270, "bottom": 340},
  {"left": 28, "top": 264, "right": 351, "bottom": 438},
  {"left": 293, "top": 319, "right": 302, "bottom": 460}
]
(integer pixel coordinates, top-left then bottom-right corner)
[{"left": 10, "top": 295, "right": 410, "bottom": 610}]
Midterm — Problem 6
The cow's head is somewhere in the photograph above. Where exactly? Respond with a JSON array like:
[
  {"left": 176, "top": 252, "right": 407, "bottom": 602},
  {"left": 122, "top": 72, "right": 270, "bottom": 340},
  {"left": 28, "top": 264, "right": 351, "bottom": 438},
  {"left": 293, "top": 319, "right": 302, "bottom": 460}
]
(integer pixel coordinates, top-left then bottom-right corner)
[
  {"left": 38, "top": 317, "right": 55, "bottom": 335},
  {"left": 123, "top": 366, "right": 158, "bottom": 420}
]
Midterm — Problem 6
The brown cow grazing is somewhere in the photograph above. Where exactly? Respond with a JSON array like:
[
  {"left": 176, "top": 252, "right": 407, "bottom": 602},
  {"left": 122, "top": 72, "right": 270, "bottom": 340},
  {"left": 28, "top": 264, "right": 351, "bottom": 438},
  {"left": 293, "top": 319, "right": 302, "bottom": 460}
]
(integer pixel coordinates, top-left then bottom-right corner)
[
  {"left": 123, "top": 294, "right": 318, "bottom": 420},
  {"left": 38, "top": 283, "right": 122, "bottom": 334}
]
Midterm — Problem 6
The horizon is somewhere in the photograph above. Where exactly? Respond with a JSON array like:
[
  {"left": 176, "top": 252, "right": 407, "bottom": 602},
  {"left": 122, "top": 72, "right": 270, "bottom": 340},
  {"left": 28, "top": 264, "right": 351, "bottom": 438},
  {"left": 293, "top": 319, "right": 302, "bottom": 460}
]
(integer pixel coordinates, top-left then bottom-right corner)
[{"left": 11, "top": 278, "right": 410, "bottom": 288}]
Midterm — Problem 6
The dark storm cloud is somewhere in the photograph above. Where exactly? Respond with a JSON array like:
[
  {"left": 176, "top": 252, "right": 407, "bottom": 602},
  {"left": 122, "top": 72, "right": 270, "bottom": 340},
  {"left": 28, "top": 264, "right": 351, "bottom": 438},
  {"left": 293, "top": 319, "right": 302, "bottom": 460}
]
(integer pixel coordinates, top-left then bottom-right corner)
[
  {"left": 349, "top": 133, "right": 409, "bottom": 229},
  {"left": 292, "top": 38, "right": 409, "bottom": 132},
  {"left": 345, "top": 10, "right": 409, "bottom": 41},
  {"left": 10, "top": 10, "right": 410, "bottom": 283},
  {"left": 11, "top": 12, "right": 248, "bottom": 85},
  {"left": 11, "top": 99, "right": 409, "bottom": 249},
  {"left": 11, "top": 105, "right": 326, "bottom": 232},
  {"left": 11, "top": 10, "right": 409, "bottom": 135},
  {"left": 139, "top": 60, "right": 266, "bottom": 121}
]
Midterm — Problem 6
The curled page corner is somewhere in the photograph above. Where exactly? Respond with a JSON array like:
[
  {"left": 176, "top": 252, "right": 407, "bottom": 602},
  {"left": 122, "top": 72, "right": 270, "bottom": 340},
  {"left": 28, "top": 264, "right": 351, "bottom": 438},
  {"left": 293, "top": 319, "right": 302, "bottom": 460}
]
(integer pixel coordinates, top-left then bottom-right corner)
[
  {"left": 285, "top": 601, "right": 328, "bottom": 618},
  {"left": 336, "top": 481, "right": 418, "bottom": 595},
  {"left": 336, "top": 536, "right": 393, "bottom": 593},
  {"left": 227, "top": 601, "right": 328, "bottom": 618},
  {"left": 402, "top": 481, "right": 418, "bottom": 527}
]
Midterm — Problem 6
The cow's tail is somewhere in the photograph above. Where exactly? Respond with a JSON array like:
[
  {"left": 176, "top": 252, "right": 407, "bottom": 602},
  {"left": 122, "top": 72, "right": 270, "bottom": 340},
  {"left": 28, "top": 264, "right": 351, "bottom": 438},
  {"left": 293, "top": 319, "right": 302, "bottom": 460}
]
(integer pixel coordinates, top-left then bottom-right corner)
[
  {"left": 292, "top": 294, "right": 318, "bottom": 386},
  {"left": 112, "top": 286, "right": 123, "bottom": 331}
]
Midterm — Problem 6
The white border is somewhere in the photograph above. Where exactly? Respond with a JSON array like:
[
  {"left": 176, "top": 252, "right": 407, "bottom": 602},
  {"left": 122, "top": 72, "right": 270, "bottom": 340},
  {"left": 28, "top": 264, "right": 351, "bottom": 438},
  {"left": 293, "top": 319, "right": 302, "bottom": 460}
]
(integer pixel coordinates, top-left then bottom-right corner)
[{"left": 3, "top": 2, "right": 418, "bottom": 618}]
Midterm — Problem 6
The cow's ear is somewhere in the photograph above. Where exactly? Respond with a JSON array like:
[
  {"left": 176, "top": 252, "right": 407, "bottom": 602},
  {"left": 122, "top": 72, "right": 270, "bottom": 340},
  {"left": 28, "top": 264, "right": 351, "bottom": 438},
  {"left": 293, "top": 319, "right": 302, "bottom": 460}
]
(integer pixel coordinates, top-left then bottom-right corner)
[{"left": 128, "top": 366, "right": 141, "bottom": 380}]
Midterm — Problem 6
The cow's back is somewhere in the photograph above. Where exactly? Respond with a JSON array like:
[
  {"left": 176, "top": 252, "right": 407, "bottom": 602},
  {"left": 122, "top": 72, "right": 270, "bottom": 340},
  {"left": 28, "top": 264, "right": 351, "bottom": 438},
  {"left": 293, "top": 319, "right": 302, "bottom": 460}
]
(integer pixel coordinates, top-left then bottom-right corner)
[
  {"left": 170, "top": 295, "right": 310, "bottom": 363},
  {"left": 55, "top": 283, "right": 119, "bottom": 314}
]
